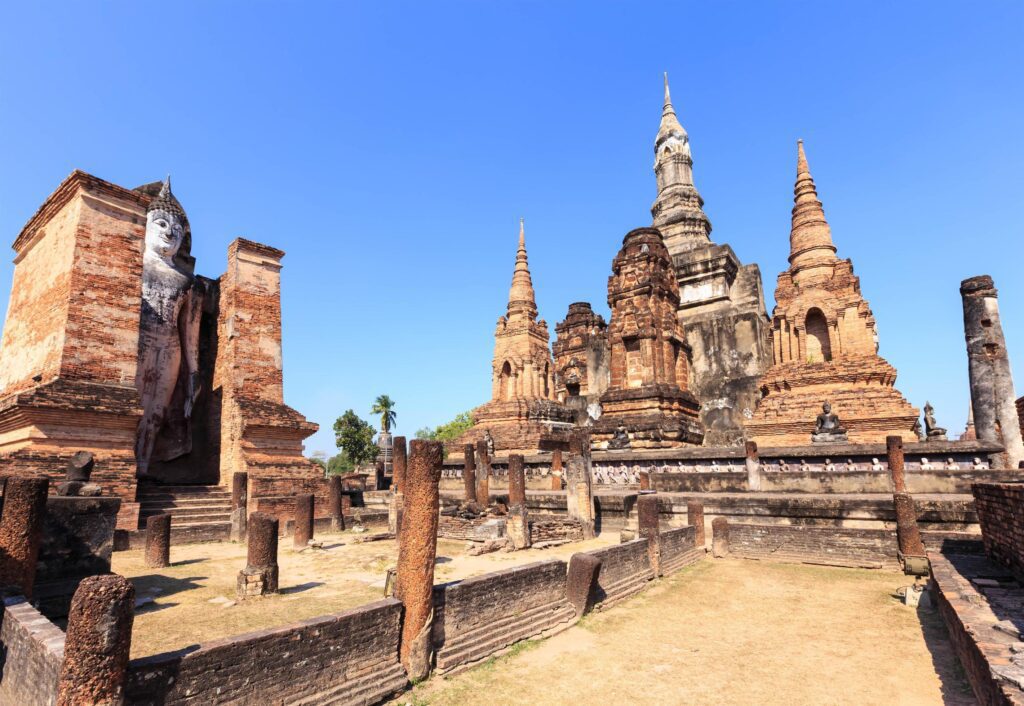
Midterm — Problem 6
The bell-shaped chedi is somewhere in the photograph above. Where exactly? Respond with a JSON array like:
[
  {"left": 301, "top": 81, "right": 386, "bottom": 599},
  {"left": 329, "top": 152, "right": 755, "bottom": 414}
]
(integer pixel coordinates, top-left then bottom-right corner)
[
  {"left": 745, "top": 141, "right": 918, "bottom": 446},
  {"left": 456, "top": 220, "right": 574, "bottom": 455},
  {"left": 591, "top": 227, "right": 704, "bottom": 449}
]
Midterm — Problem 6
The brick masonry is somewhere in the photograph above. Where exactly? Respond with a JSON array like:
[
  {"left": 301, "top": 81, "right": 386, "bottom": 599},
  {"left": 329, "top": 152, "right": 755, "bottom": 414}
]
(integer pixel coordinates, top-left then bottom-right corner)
[
  {"left": 972, "top": 481, "right": 1024, "bottom": 580},
  {"left": 727, "top": 523, "right": 900, "bottom": 569},
  {"left": 659, "top": 525, "right": 705, "bottom": 575},
  {"left": 0, "top": 596, "right": 64, "bottom": 706},
  {"left": 584, "top": 539, "right": 655, "bottom": 608}
]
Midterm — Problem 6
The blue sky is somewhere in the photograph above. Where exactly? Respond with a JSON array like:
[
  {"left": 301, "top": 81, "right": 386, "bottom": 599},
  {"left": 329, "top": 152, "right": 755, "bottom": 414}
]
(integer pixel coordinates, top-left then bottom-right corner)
[{"left": 1, "top": 2, "right": 1022, "bottom": 455}]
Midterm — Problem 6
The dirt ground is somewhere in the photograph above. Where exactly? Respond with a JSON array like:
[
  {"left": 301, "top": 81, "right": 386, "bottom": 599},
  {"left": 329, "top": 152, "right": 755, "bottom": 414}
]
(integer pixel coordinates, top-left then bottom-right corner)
[
  {"left": 114, "top": 529, "right": 615, "bottom": 658},
  {"left": 396, "top": 559, "right": 976, "bottom": 706}
]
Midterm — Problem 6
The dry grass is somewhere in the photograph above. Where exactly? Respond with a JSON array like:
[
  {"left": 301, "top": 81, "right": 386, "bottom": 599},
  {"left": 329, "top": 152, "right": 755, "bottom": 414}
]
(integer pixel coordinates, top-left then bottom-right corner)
[{"left": 397, "top": 559, "right": 976, "bottom": 706}]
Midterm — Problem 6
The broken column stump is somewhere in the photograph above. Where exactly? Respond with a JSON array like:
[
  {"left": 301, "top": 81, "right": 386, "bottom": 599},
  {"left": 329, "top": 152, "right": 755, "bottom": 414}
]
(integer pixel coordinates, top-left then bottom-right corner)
[
  {"left": 887, "top": 435, "right": 906, "bottom": 493},
  {"left": 230, "top": 472, "right": 248, "bottom": 543},
  {"left": 687, "top": 500, "right": 706, "bottom": 548},
  {"left": 712, "top": 517, "right": 730, "bottom": 558},
  {"left": 637, "top": 494, "right": 662, "bottom": 576},
  {"left": 0, "top": 476, "right": 49, "bottom": 597},
  {"left": 893, "top": 492, "right": 926, "bottom": 558},
  {"left": 56, "top": 574, "right": 134, "bottom": 706},
  {"left": 566, "top": 553, "right": 602, "bottom": 617},
  {"left": 475, "top": 439, "right": 491, "bottom": 506},
  {"left": 507, "top": 454, "right": 531, "bottom": 550},
  {"left": 393, "top": 435, "right": 408, "bottom": 492},
  {"left": 144, "top": 513, "right": 171, "bottom": 569},
  {"left": 396, "top": 439, "right": 443, "bottom": 681},
  {"left": 462, "top": 444, "right": 477, "bottom": 503},
  {"left": 293, "top": 493, "right": 314, "bottom": 549},
  {"left": 328, "top": 474, "right": 345, "bottom": 532},
  {"left": 565, "top": 430, "right": 596, "bottom": 539},
  {"left": 237, "top": 513, "right": 279, "bottom": 599}
]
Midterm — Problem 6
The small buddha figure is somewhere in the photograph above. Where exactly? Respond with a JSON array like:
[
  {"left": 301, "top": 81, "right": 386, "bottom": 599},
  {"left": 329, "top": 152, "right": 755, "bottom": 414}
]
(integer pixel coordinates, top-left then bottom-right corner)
[
  {"left": 923, "top": 402, "right": 948, "bottom": 441},
  {"left": 799, "top": 459, "right": 811, "bottom": 472},
  {"left": 920, "top": 457, "right": 933, "bottom": 470},
  {"left": 824, "top": 458, "right": 836, "bottom": 472},
  {"left": 945, "top": 458, "right": 959, "bottom": 470},
  {"left": 972, "top": 457, "right": 989, "bottom": 470},
  {"left": 135, "top": 178, "right": 202, "bottom": 479},
  {"left": 871, "top": 458, "right": 884, "bottom": 471},
  {"left": 845, "top": 458, "right": 856, "bottom": 471},
  {"left": 608, "top": 424, "right": 631, "bottom": 450},
  {"left": 811, "top": 402, "right": 849, "bottom": 443}
]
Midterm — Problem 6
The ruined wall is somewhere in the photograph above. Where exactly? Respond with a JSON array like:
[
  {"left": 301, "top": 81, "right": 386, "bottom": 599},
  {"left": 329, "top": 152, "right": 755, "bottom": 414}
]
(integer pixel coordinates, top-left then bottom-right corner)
[
  {"left": 659, "top": 525, "right": 704, "bottom": 574},
  {"left": 125, "top": 598, "right": 406, "bottom": 704},
  {"left": 431, "top": 559, "right": 575, "bottom": 673},
  {"left": 972, "top": 481, "right": 1024, "bottom": 579},
  {"left": 585, "top": 539, "right": 655, "bottom": 607},
  {"left": 727, "top": 524, "right": 899, "bottom": 568},
  {"left": 0, "top": 596, "right": 63, "bottom": 706}
]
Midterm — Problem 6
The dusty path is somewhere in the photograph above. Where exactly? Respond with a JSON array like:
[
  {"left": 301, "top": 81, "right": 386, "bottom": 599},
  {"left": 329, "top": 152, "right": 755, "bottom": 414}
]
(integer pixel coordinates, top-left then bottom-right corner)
[{"left": 399, "top": 559, "right": 975, "bottom": 706}]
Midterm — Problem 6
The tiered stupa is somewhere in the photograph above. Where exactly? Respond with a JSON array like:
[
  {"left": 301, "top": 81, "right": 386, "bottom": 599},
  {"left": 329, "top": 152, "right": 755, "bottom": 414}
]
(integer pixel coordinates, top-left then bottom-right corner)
[
  {"left": 456, "top": 220, "right": 574, "bottom": 454},
  {"left": 745, "top": 141, "right": 918, "bottom": 446}
]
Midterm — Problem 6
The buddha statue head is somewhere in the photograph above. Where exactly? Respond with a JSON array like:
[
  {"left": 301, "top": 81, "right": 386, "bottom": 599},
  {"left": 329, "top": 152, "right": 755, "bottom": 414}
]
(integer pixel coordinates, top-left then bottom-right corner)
[{"left": 145, "top": 177, "right": 190, "bottom": 261}]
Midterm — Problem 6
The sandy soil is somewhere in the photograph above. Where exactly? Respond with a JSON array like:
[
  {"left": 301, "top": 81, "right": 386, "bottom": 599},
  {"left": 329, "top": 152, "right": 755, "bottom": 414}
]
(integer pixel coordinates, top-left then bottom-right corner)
[
  {"left": 114, "top": 529, "right": 616, "bottom": 659},
  {"left": 397, "top": 559, "right": 976, "bottom": 706}
]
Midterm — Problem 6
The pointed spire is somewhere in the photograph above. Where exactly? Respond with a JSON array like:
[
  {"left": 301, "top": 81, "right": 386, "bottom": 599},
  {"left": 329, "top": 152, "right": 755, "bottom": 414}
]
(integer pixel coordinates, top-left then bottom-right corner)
[
  {"left": 656, "top": 73, "right": 687, "bottom": 148},
  {"left": 507, "top": 218, "right": 538, "bottom": 321},
  {"left": 788, "top": 139, "right": 837, "bottom": 279}
]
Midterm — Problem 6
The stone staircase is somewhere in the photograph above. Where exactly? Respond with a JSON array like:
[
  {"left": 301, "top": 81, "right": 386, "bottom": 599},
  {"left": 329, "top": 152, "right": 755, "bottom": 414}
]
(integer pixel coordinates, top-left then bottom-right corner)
[{"left": 137, "top": 484, "right": 232, "bottom": 543}]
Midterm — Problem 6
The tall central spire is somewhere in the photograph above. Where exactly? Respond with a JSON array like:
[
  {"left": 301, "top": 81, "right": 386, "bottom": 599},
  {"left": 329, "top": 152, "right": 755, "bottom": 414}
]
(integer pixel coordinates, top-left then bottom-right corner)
[
  {"left": 507, "top": 217, "right": 538, "bottom": 321},
  {"left": 788, "top": 140, "right": 837, "bottom": 282}
]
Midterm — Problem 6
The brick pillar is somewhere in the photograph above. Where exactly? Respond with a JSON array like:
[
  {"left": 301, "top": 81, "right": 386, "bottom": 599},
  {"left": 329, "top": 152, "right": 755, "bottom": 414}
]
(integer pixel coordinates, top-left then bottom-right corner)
[
  {"left": 294, "top": 493, "right": 314, "bottom": 548},
  {"left": 887, "top": 435, "right": 906, "bottom": 493},
  {"left": 566, "top": 430, "right": 596, "bottom": 539},
  {"left": 566, "top": 553, "right": 602, "bottom": 617},
  {"left": 638, "top": 470, "right": 651, "bottom": 491},
  {"left": 56, "top": 574, "right": 134, "bottom": 706},
  {"left": 393, "top": 436, "right": 408, "bottom": 492},
  {"left": 237, "top": 513, "right": 279, "bottom": 598},
  {"left": 396, "top": 439, "right": 443, "bottom": 681},
  {"left": 474, "top": 440, "right": 490, "bottom": 506},
  {"left": 230, "top": 472, "right": 248, "bottom": 543},
  {"left": 462, "top": 444, "right": 476, "bottom": 503},
  {"left": 144, "top": 514, "right": 171, "bottom": 568},
  {"left": 388, "top": 491, "right": 405, "bottom": 538},
  {"left": 962, "top": 275, "right": 1024, "bottom": 468},
  {"left": 637, "top": 494, "right": 662, "bottom": 576},
  {"left": 551, "top": 449, "right": 563, "bottom": 490},
  {"left": 745, "top": 441, "right": 761, "bottom": 491},
  {"left": 507, "top": 454, "right": 530, "bottom": 550},
  {"left": 0, "top": 476, "right": 49, "bottom": 597},
  {"left": 893, "top": 492, "right": 926, "bottom": 557},
  {"left": 687, "top": 500, "right": 706, "bottom": 548},
  {"left": 712, "top": 517, "right": 730, "bottom": 558},
  {"left": 328, "top": 475, "right": 345, "bottom": 531}
]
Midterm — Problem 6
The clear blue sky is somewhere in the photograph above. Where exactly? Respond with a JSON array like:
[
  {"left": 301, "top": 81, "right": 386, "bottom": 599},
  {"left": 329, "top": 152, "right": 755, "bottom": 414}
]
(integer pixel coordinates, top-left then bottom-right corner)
[{"left": 1, "top": 2, "right": 1022, "bottom": 455}]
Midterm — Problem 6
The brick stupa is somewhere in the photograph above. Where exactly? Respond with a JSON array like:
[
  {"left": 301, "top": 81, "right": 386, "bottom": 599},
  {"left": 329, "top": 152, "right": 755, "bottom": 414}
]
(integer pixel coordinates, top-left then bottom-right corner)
[
  {"left": 745, "top": 142, "right": 918, "bottom": 446},
  {"left": 456, "top": 220, "right": 573, "bottom": 455}
]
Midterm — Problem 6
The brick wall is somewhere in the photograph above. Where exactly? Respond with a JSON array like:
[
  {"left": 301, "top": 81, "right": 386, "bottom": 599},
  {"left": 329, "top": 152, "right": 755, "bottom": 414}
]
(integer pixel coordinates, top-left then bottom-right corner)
[
  {"left": 0, "top": 596, "right": 64, "bottom": 706},
  {"left": 530, "top": 517, "right": 583, "bottom": 544},
  {"left": 659, "top": 525, "right": 705, "bottom": 575},
  {"left": 972, "top": 481, "right": 1024, "bottom": 579},
  {"left": 125, "top": 598, "right": 406, "bottom": 705},
  {"left": 727, "top": 524, "right": 899, "bottom": 569},
  {"left": 585, "top": 539, "right": 655, "bottom": 608},
  {"left": 431, "top": 559, "right": 575, "bottom": 673}
]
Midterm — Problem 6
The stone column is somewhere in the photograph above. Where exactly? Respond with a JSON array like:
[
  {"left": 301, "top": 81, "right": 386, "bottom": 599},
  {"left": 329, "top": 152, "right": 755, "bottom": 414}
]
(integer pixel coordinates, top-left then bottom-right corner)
[
  {"left": 396, "top": 439, "right": 443, "bottom": 681},
  {"left": 745, "top": 441, "right": 761, "bottom": 491},
  {"left": 961, "top": 275, "right": 1024, "bottom": 468},
  {"left": 56, "top": 574, "right": 134, "bottom": 706},
  {"left": 638, "top": 470, "right": 651, "bottom": 491},
  {"left": 294, "top": 493, "right": 314, "bottom": 549},
  {"left": 328, "top": 475, "right": 345, "bottom": 531},
  {"left": 462, "top": 444, "right": 476, "bottom": 503},
  {"left": 507, "top": 454, "right": 530, "bottom": 549},
  {"left": 893, "top": 492, "right": 926, "bottom": 558},
  {"left": 687, "top": 500, "right": 706, "bottom": 548},
  {"left": 144, "top": 513, "right": 171, "bottom": 568},
  {"left": 565, "top": 430, "right": 596, "bottom": 539},
  {"left": 887, "top": 435, "right": 906, "bottom": 493},
  {"left": 637, "top": 494, "right": 662, "bottom": 576},
  {"left": 474, "top": 439, "right": 490, "bottom": 506},
  {"left": 551, "top": 449, "right": 563, "bottom": 490},
  {"left": 237, "top": 513, "right": 279, "bottom": 598},
  {"left": 230, "top": 472, "right": 248, "bottom": 543},
  {"left": 393, "top": 435, "right": 408, "bottom": 492},
  {"left": 712, "top": 517, "right": 730, "bottom": 558},
  {"left": 565, "top": 553, "right": 602, "bottom": 617},
  {"left": 0, "top": 476, "right": 49, "bottom": 597}
]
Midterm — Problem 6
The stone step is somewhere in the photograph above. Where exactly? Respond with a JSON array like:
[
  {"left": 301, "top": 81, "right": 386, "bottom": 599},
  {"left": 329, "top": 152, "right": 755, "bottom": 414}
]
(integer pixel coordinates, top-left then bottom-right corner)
[
  {"left": 144, "top": 512, "right": 231, "bottom": 525},
  {"left": 138, "top": 490, "right": 231, "bottom": 501},
  {"left": 141, "top": 501, "right": 232, "bottom": 513}
]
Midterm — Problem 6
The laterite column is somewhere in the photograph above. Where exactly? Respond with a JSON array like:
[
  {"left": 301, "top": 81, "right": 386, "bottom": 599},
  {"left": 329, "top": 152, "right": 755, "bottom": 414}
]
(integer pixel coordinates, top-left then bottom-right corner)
[
  {"left": 144, "top": 514, "right": 171, "bottom": 568},
  {"left": 393, "top": 435, "right": 408, "bottom": 492},
  {"left": 565, "top": 430, "right": 596, "bottom": 539},
  {"left": 389, "top": 435, "right": 407, "bottom": 536},
  {"left": 293, "top": 493, "right": 314, "bottom": 548},
  {"left": 475, "top": 439, "right": 490, "bottom": 506},
  {"left": 687, "top": 500, "right": 706, "bottom": 548},
  {"left": 328, "top": 475, "right": 345, "bottom": 531},
  {"left": 462, "top": 444, "right": 477, "bottom": 503},
  {"left": 637, "top": 493, "right": 662, "bottom": 576},
  {"left": 507, "top": 454, "right": 531, "bottom": 549},
  {"left": 887, "top": 435, "right": 906, "bottom": 493},
  {"left": 0, "top": 476, "right": 49, "bottom": 597},
  {"left": 230, "top": 472, "right": 248, "bottom": 542},
  {"left": 237, "top": 513, "right": 279, "bottom": 598}
]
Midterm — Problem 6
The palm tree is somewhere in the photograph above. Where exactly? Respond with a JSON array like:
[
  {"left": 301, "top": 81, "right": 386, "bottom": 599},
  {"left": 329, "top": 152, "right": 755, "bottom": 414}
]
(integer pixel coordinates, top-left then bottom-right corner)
[{"left": 371, "top": 395, "right": 397, "bottom": 434}]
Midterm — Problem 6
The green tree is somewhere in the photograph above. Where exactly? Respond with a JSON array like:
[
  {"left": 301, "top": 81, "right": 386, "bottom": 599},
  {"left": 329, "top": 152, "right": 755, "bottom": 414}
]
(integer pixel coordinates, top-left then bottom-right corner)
[
  {"left": 333, "top": 410, "right": 377, "bottom": 468},
  {"left": 370, "top": 394, "right": 397, "bottom": 433},
  {"left": 327, "top": 451, "right": 354, "bottom": 475},
  {"left": 416, "top": 410, "right": 474, "bottom": 443}
]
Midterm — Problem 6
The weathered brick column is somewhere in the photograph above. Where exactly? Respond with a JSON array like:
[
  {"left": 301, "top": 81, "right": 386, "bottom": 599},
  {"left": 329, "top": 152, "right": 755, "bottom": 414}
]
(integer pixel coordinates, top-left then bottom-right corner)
[
  {"left": 887, "top": 435, "right": 906, "bottom": 493},
  {"left": 462, "top": 444, "right": 476, "bottom": 503},
  {"left": 961, "top": 275, "right": 1024, "bottom": 468},
  {"left": 0, "top": 476, "right": 49, "bottom": 597},
  {"left": 687, "top": 500, "right": 706, "bottom": 548},
  {"left": 566, "top": 553, "right": 602, "bottom": 617},
  {"left": 396, "top": 439, "right": 443, "bottom": 681},
  {"left": 893, "top": 492, "right": 926, "bottom": 558},
  {"left": 507, "top": 454, "right": 530, "bottom": 549},
  {"left": 637, "top": 493, "right": 662, "bottom": 576},
  {"left": 293, "top": 493, "right": 314, "bottom": 549},
  {"left": 474, "top": 439, "right": 490, "bottom": 506},
  {"left": 393, "top": 436, "right": 407, "bottom": 492},
  {"left": 565, "top": 430, "right": 596, "bottom": 539},
  {"left": 237, "top": 513, "right": 279, "bottom": 598},
  {"left": 638, "top": 470, "right": 651, "bottom": 491},
  {"left": 230, "top": 471, "right": 248, "bottom": 542},
  {"left": 712, "top": 517, "right": 730, "bottom": 558},
  {"left": 56, "top": 574, "right": 134, "bottom": 706},
  {"left": 745, "top": 441, "right": 761, "bottom": 491},
  {"left": 551, "top": 449, "right": 563, "bottom": 490},
  {"left": 328, "top": 475, "right": 345, "bottom": 531},
  {"left": 389, "top": 491, "right": 405, "bottom": 537},
  {"left": 144, "top": 513, "right": 171, "bottom": 568}
]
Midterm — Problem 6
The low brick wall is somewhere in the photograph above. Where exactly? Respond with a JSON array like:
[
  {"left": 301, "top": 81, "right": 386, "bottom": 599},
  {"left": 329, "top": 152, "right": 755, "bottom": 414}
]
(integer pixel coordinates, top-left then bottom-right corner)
[
  {"left": 438, "top": 514, "right": 505, "bottom": 542},
  {"left": 432, "top": 560, "right": 575, "bottom": 673},
  {"left": 659, "top": 525, "right": 705, "bottom": 575},
  {"left": 727, "top": 524, "right": 899, "bottom": 569},
  {"left": 972, "top": 481, "right": 1024, "bottom": 580},
  {"left": 530, "top": 517, "right": 583, "bottom": 544},
  {"left": 0, "top": 596, "right": 64, "bottom": 706},
  {"left": 585, "top": 539, "right": 655, "bottom": 608},
  {"left": 125, "top": 598, "right": 407, "bottom": 704}
]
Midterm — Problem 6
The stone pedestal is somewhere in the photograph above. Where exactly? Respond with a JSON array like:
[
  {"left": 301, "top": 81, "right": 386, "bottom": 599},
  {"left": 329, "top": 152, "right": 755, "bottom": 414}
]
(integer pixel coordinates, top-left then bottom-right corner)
[
  {"left": 0, "top": 477, "right": 49, "bottom": 597},
  {"left": 144, "top": 514, "right": 171, "bottom": 568},
  {"left": 237, "top": 513, "right": 279, "bottom": 599},
  {"left": 566, "top": 553, "right": 602, "bottom": 617}
]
